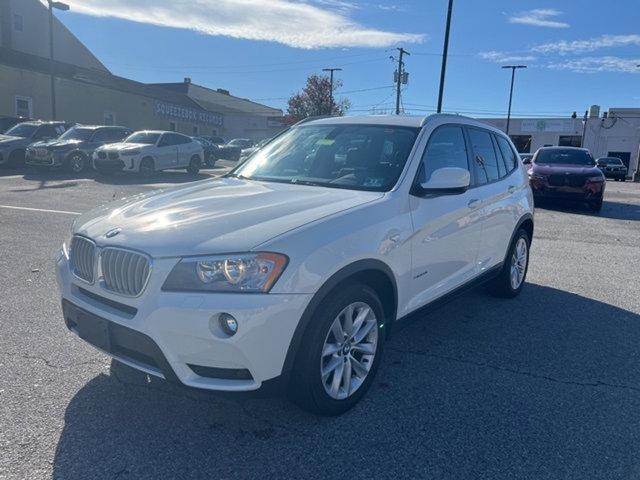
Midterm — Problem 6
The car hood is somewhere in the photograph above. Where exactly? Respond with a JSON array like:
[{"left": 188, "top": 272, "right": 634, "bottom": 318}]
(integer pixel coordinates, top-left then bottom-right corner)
[
  {"left": 99, "top": 142, "right": 147, "bottom": 151},
  {"left": 532, "top": 163, "right": 600, "bottom": 175},
  {"left": 31, "top": 139, "right": 80, "bottom": 149},
  {"left": 0, "top": 134, "right": 26, "bottom": 145},
  {"left": 73, "top": 177, "right": 383, "bottom": 257}
]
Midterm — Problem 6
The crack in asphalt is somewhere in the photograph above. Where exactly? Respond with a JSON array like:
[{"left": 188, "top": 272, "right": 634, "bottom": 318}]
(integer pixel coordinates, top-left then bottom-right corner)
[
  {"left": 0, "top": 351, "right": 106, "bottom": 369},
  {"left": 388, "top": 346, "right": 640, "bottom": 393}
]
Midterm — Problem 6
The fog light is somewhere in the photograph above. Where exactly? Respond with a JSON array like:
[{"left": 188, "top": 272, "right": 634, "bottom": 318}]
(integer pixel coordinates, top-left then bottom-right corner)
[{"left": 219, "top": 313, "right": 238, "bottom": 336}]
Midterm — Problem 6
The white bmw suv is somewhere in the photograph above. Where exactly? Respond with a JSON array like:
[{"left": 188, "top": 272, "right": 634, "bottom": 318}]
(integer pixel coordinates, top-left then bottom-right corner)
[
  {"left": 93, "top": 130, "right": 203, "bottom": 176},
  {"left": 57, "top": 114, "right": 534, "bottom": 415}
]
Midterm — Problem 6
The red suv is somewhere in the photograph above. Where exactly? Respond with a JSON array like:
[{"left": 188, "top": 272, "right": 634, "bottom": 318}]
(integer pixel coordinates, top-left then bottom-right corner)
[{"left": 528, "top": 147, "right": 605, "bottom": 211}]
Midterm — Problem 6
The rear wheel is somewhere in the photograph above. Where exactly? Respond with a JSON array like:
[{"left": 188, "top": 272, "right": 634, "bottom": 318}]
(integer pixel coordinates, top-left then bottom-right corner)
[
  {"left": 489, "top": 228, "right": 530, "bottom": 298},
  {"left": 66, "top": 152, "right": 86, "bottom": 173},
  {"left": 139, "top": 157, "right": 155, "bottom": 178},
  {"left": 289, "top": 283, "right": 386, "bottom": 415},
  {"left": 187, "top": 155, "right": 201, "bottom": 175}
]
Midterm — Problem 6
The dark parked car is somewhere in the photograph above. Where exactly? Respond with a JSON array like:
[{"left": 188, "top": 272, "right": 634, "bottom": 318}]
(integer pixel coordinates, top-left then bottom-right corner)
[
  {"left": 596, "top": 157, "right": 627, "bottom": 181},
  {"left": 528, "top": 147, "right": 605, "bottom": 211},
  {"left": 0, "top": 116, "right": 31, "bottom": 134},
  {"left": 192, "top": 136, "right": 220, "bottom": 167},
  {"left": 0, "top": 121, "right": 69, "bottom": 167},
  {"left": 216, "top": 138, "right": 255, "bottom": 161},
  {"left": 26, "top": 125, "right": 132, "bottom": 172}
]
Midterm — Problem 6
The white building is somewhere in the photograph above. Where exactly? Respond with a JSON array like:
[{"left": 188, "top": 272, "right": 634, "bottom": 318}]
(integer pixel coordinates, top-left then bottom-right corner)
[{"left": 482, "top": 106, "right": 640, "bottom": 179}]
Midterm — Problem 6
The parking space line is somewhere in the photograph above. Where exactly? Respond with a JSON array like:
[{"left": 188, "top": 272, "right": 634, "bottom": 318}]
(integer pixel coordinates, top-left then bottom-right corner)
[{"left": 0, "top": 205, "right": 80, "bottom": 215}]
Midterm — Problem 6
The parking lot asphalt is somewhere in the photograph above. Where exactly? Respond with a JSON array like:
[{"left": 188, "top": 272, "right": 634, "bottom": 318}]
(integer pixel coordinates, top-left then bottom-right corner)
[{"left": 1, "top": 167, "right": 639, "bottom": 480}]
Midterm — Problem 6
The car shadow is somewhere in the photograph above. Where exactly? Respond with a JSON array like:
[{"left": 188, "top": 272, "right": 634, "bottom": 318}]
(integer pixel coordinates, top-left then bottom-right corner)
[
  {"left": 52, "top": 283, "right": 640, "bottom": 478},
  {"left": 536, "top": 198, "right": 640, "bottom": 221}
]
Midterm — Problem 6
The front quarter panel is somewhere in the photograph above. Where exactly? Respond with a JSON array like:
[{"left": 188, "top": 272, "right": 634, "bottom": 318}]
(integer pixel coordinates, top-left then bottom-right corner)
[{"left": 259, "top": 194, "right": 413, "bottom": 319}]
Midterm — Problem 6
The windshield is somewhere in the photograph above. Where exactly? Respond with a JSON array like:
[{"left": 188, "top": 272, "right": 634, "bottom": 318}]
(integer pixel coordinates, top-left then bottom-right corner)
[
  {"left": 232, "top": 124, "right": 419, "bottom": 192},
  {"left": 58, "top": 127, "right": 94, "bottom": 142},
  {"left": 535, "top": 149, "right": 595, "bottom": 166},
  {"left": 599, "top": 158, "right": 622, "bottom": 165},
  {"left": 229, "top": 139, "right": 250, "bottom": 146},
  {"left": 124, "top": 132, "right": 161, "bottom": 145},
  {"left": 5, "top": 123, "right": 38, "bottom": 138}
]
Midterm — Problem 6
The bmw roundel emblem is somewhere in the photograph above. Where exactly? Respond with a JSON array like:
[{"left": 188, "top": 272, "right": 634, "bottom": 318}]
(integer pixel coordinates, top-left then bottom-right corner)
[{"left": 105, "top": 227, "right": 122, "bottom": 239}]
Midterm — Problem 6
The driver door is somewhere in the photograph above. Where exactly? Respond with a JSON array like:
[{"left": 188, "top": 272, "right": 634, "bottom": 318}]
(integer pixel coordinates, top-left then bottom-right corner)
[
  {"left": 408, "top": 124, "right": 484, "bottom": 309},
  {"left": 156, "top": 133, "right": 179, "bottom": 169}
]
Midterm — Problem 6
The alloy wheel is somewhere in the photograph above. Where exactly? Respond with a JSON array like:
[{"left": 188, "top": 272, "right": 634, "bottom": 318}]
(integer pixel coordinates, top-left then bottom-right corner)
[
  {"left": 69, "top": 154, "right": 84, "bottom": 173},
  {"left": 320, "top": 301, "right": 378, "bottom": 400},
  {"left": 510, "top": 237, "right": 528, "bottom": 290}
]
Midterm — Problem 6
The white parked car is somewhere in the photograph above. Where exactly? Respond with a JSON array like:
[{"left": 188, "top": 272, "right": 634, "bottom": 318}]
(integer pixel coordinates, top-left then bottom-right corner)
[
  {"left": 57, "top": 114, "right": 534, "bottom": 415},
  {"left": 93, "top": 130, "right": 203, "bottom": 176}
]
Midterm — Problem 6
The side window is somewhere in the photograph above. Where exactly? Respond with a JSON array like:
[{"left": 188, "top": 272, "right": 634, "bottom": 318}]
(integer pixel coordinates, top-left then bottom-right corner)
[
  {"left": 177, "top": 134, "right": 191, "bottom": 145},
  {"left": 496, "top": 136, "right": 518, "bottom": 173},
  {"left": 35, "top": 125, "right": 58, "bottom": 139},
  {"left": 468, "top": 128, "right": 500, "bottom": 184},
  {"left": 92, "top": 129, "right": 109, "bottom": 143},
  {"left": 491, "top": 135, "right": 506, "bottom": 177},
  {"left": 418, "top": 125, "right": 469, "bottom": 183},
  {"left": 158, "top": 134, "right": 173, "bottom": 147}
]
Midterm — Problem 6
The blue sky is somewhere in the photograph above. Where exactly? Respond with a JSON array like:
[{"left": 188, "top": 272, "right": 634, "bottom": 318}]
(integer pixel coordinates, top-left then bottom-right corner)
[{"left": 57, "top": 0, "right": 640, "bottom": 118}]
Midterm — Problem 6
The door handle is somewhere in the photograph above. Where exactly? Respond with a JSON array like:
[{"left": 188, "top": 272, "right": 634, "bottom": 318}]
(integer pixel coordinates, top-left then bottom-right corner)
[
  {"left": 507, "top": 185, "right": 517, "bottom": 194},
  {"left": 467, "top": 199, "right": 480, "bottom": 209}
]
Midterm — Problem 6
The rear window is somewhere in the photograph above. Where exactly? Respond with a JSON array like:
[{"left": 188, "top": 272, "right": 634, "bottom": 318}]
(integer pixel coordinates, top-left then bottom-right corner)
[
  {"left": 600, "top": 158, "right": 622, "bottom": 165},
  {"left": 535, "top": 149, "right": 595, "bottom": 166}
]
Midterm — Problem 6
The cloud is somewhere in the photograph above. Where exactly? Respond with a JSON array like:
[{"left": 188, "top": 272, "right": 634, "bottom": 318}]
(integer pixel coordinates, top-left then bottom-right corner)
[
  {"left": 509, "top": 8, "right": 569, "bottom": 28},
  {"left": 547, "top": 56, "right": 640, "bottom": 73},
  {"left": 62, "top": 0, "right": 425, "bottom": 49},
  {"left": 532, "top": 34, "right": 640, "bottom": 55},
  {"left": 479, "top": 51, "right": 537, "bottom": 63}
]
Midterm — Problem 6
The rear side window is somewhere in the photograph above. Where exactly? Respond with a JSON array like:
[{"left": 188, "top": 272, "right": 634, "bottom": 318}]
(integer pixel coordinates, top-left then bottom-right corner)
[
  {"left": 418, "top": 125, "right": 469, "bottom": 183},
  {"left": 495, "top": 135, "right": 518, "bottom": 173},
  {"left": 468, "top": 128, "right": 500, "bottom": 184}
]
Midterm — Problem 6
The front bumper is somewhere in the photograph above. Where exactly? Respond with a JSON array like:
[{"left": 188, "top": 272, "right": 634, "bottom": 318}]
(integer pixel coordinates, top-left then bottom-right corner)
[
  {"left": 530, "top": 180, "right": 604, "bottom": 200},
  {"left": 93, "top": 154, "right": 140, "bottom": 173},
  {"left": 56, "top": 250, "right": 312, "bottom": 391},
  {"left": 25, "top": 149, "right": 66, "bottom": 167}
]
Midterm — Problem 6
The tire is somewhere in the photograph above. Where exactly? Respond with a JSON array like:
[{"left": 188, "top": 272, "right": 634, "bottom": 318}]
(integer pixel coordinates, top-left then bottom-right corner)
[
  {"left": 488, "top": 228, "right": 531, "bottom": 298},
  {"left": 139, "top": 157, "right": 155, "bottom": 178},
  {"left": 589, "top": 198, "right": 603, "bottom": 212},
  {"left": 66, "top": 152, "right": 86, "bottom": 173},
  {"left": 187, "top": 155, "right": 201, "bottom": 175},
  {"left": 289, "top": 283, "right": 386, "bottom": 416}
]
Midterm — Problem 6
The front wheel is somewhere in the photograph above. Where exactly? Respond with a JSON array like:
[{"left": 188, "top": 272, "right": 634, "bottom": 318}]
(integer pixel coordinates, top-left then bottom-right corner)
[
  {"left": 489, "top": 228, "right": 530, "bottom": 298},
  {"left": 186, "top": 155, "right": 201, "bottom": 175},
  {"left": 139, "top": 157, "right": 155, "bottom": 178},
  {"left": 66, "top": 152, "right": 86, "bottom": 173},
  {"left": 289, "top": 283, "right": 386, "bottom": 415}
]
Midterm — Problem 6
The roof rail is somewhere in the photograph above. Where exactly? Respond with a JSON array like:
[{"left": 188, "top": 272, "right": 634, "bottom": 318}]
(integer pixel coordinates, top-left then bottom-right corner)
[{"left": 293, "top": 115, "right": 333, "bottom": 126}]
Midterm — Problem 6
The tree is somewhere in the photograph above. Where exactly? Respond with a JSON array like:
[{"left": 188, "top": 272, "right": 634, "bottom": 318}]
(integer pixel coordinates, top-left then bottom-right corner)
[{"left": 286, "top": 74, "right": 350, "bottom": 123}]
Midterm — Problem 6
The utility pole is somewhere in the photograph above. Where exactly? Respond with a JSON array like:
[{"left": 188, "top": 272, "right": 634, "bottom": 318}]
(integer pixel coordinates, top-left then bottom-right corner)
[
  {"left": 394, "top": 48, "right": 410, "bottom": 115},
  {"left": 502, "top": 65, "right": 527, "bottom": 136},
  {"left": 48, "top": 0, "right": 70, "bottom": 120},
  {"left": 436, "top": 0, "right": 454, "bottom": 113},
  {"left": 581, "top": 110, "right": 588, "bottom": 148},
  {"left": 322, "top": 67, "right": 342, "bottom": 116}
]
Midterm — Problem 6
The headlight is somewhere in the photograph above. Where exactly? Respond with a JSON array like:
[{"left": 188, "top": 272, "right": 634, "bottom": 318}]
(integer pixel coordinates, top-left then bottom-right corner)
[
  {"left": 162, "top": 252, "right": 288, "bottom": 293},
  {"left": 587, "top": 175, "right": 604, "bottom": 183},
  {"left": 120, "top": 149, "right": 140, "bottom": 156}
]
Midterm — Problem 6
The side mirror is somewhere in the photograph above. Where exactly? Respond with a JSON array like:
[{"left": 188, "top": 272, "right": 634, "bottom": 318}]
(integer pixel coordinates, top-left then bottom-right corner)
[
  {"left": 414, "top": 167, "right": 470, "bottom": 196},
  {"left": 521, "top": 157, "right": 532, "bottom": 165}
]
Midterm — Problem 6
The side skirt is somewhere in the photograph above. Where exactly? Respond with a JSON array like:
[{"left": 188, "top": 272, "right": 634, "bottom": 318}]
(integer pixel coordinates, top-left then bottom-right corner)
[{"left": 393, "top": 263, "right": 504, "bottom": 329}]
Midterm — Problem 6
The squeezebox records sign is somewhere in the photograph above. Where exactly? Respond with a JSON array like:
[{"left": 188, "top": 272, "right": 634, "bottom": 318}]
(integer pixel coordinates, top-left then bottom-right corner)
[{"left": 154, "top": 101, "right": 223, "bottom": 127}]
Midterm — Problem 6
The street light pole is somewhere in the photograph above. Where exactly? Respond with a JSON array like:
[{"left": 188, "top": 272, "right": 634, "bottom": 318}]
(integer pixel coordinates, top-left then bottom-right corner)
[
  {"left": 47, "top": 0, "right": 70, "bottom": 121},
  {"left": 322, "top": 67, "right": 342, "bottom": 116},
  {"left": 502, "top": 65, "right": 527, "bottom": 136},
  {"left": 436, "top": 0, "right": 454, "bottom": 113}
]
